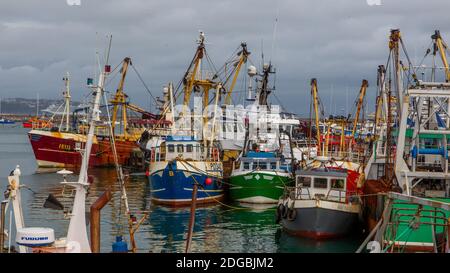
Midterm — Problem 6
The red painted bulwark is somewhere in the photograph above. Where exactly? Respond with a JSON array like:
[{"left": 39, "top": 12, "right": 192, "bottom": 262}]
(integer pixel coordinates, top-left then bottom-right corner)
[
  {"left": 283, "top": 228, "right": 345, "bottom": 240},
  {"left": 28, "top": 131, "right": 137, "bottom": 168}
]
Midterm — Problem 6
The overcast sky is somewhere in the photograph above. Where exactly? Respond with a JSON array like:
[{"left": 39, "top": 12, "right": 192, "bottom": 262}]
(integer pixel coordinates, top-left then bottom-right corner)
[{"left": 1, "top": 0, "right": 449, "bottom": 116}]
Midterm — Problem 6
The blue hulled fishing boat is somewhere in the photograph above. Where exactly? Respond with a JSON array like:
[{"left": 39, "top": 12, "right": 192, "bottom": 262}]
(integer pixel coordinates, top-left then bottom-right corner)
[{"left": 145, "top": 135, "right": 223, "bottom": 206}]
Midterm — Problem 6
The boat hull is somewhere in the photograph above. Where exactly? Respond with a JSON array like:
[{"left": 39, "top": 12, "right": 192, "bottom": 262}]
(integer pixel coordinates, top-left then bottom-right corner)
[
  {"left": 229, "top": 171, "right": 292, "bottom": 204},
  {"left": 149, "top": 161, "right": 224, "bottom": 206},
  {"left": 280, "top": 200, "right": 361, "bottom": 239},
  {"left": 28, "top": 130, "right": 138, "bottom": 168},
  {"left": 22, "top": 122, "right": 32, "bottom": 128},
  {"left": 0, "top": 120, "right": 15, "bottom": 124}
]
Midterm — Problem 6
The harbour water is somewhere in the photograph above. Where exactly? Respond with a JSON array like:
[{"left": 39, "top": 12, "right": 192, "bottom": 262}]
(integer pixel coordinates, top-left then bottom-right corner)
[{"left": 0, "top": 126, "right": 364, "bottom": 253}]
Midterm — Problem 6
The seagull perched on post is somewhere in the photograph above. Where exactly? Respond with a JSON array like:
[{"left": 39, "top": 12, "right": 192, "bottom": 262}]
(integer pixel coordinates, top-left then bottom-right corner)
[{"left": 13, "top": 165, "right": 21, "bottom": 176}]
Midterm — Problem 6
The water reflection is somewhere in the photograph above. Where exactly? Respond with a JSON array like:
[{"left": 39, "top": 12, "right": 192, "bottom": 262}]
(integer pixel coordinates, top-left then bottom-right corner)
[{"left": 276, "top": 229, "right": 364, "bottom": 253}]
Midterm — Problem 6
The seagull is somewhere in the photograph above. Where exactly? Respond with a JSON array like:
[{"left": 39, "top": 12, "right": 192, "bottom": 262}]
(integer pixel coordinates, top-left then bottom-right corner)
[{"left": 13, "top": 165, "right": 21, "bottom": 176}]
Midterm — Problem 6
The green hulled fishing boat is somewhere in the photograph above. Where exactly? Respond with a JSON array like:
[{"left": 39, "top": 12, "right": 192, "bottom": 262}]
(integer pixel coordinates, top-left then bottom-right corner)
[
  {"left": 229, "top": 151, "right": 293, "bottom": 203},
  {"left": 228, "top": 62, "right": 297, "bottom": 204}
]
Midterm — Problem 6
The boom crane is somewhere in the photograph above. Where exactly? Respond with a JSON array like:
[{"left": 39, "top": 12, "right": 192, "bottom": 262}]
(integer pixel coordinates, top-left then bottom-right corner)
[
  {"left": 224, "top": 43, "right": 250, "bottom": 105},
  {"left": 111, "top": 57, "right": 131, "bottom": 138},
  {"left": 431, "top": 30, "right": 450, "bottom": 82},
  {"left": 351, "top": 79, "right": 369, "bottom": 140},
  {"left": 182, "top": 32, "right": 219, "bottom": 114}
]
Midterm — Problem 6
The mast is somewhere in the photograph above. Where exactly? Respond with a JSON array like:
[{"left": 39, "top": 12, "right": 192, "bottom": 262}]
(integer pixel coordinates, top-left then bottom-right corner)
[
  {"left": 310, "top": 78, "right": 321, "bottom": 155},
  {"left": 389, "top": 29, "right": 403, "bottom": 113},
  {"left": 257, "top": 63, "right": 274, "bottom": 106},
  {"left": 66, "top": 46, "right": 110, "bottom": 253},
  {"left": 62, "top": 73, "right": 71, "bottom": 132},
  {"left": 36, "top": 93, "right": 39, "bottom": 117}
]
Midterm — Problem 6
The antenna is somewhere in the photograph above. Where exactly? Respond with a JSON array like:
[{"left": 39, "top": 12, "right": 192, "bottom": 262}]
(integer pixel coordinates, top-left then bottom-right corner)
[
  {"left": 270, "top": 8, "right": 279, "bottom": 63},
  {"left": 105, "top": 34, "right": 113, "bottom": 66},
  {"left": 36, "top": 93, "right": 39, "bottom": 117},
  {"left": 261, "top": 39, "right": 264, "bottom": 70}
]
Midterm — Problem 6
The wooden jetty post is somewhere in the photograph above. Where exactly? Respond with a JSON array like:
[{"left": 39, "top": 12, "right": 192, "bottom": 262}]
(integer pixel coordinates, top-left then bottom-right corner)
[
  {"left": 90, "top": 190, "right": 112, "bottom": 253},
  {"left": 0, "top": 201, "right": 6, "bottom": 253},
  {"left": 185, "top": 183, "right": 198, "bottom": 253}
]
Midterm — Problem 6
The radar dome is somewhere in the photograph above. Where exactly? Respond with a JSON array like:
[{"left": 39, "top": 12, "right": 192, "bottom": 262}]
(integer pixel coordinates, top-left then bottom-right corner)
[
  {"left": 247, "top": 66, "right": 257, "bottom": 77},
  {"left": 16, "top": 227, "right": 55, "bottom": 247}
]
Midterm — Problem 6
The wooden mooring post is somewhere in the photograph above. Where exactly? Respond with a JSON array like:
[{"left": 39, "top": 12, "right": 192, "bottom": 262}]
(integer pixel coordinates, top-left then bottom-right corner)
[
  {"left": 185, "top": 183, "right": 198, "bottom": 253},
  {"left": 90, "top": 190, "right": 112, "bottom": 253},
  {"left": 0, "top": 201, "right": 7, "bottom": 253}
]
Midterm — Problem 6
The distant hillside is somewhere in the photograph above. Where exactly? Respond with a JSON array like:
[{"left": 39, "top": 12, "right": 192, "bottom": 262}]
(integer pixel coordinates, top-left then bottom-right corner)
[{"left": 0, "top": 97, "right": 82, "bottom": 115}]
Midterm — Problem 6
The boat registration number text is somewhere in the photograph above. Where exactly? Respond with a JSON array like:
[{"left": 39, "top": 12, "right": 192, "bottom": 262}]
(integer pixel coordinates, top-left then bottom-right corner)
[{"left": 58, "top": 143, "right": 72, "bottom": 151}]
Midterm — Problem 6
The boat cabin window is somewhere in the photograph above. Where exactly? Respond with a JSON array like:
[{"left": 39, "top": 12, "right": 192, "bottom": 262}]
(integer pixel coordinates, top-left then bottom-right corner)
[
  {"left": 186, "top": 144, "right": 193, "bottom": 153},
  {"left": 168, "top": 144, "right": 175, "bottom": 153},
  {"left": 313, "top": 177, "right": 328, "bottom": 189},
  {"left": 259, "top": 162, "right": 267, "bottom": 170},
  {"left": 270, "top": 162, "right": 277, "bottom": 170},
  {"left": 177, "top": 144, "right": 184, "bottom": 153},
  {"left": 330, "top": 178, "right": 345, "bottom": 189},
  {"left": 296, "top": 176, "right": 311, "bottom": 187},
  {"left": 243, "top": 162, "right": 250, "bottom": 170}
]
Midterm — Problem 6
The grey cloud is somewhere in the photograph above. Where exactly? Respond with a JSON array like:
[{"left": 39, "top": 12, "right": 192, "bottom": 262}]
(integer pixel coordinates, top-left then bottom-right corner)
[{"left": 1, "top": 0, "right": 450, "bottom": 116}]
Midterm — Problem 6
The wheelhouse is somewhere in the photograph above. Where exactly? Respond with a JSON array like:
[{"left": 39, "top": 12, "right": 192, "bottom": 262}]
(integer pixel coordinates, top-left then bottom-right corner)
[
  {"left": 293, "top": 169, "right": 352, "bottom": 203},
  {"left": 148, "top": 136, "right": 220, "bottom": 163},
  {"left": 237, "top": 151, "right": 292, "bottom": 173}
]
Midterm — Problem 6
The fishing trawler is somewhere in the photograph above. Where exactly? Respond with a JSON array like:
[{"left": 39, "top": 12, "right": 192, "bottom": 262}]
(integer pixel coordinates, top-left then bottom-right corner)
[
  {"left": 28, "top": 58, "right": 160, "bottom": 169},
  {"left": 140, "top": 32, "right": 225, "bottom": 206},
  {"left": 144, "top": 135, "right": 223, "bottom": 205},
  {"left": 274, "top": 73, "right": 370, "bottom": 238},
  {"left": 361, "top": 29, "right": 450, "bottom": 252},
  {"left": 229, "top": 150, "right": 293, "bottom": 204},
  {"left": 229, "top": 63, "right": 297, "bottom": 204},
  {"left": 277, "top": 156, "right": 363, "bottom": 239}
]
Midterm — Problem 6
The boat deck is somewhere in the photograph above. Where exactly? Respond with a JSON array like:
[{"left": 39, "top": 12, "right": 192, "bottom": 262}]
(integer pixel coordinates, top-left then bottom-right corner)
[{"left": 384, "top": 198, "right": 450, "bottom": 251}]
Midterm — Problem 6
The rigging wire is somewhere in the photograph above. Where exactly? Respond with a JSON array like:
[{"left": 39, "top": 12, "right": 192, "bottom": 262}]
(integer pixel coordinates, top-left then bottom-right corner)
[{"left": 130, "top": 63, "right": 158, "bottom": 106}]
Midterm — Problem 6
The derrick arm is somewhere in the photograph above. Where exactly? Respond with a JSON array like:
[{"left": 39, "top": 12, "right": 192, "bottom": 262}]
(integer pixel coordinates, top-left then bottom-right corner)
[
  {"left": 111, "top": 57, "right": 131, "bottom": 135},
  {"left": 432, "top": 30, "right": 450, "bottom": 82},
  {"left": 225, "top": 43, "right": 249, "bottom": 105},
  {"left": 351, "top": 79, "right": 369, "bottom": 140},
  {"left": 183, "top": 37, "right": 205, "bottom": 108}
]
